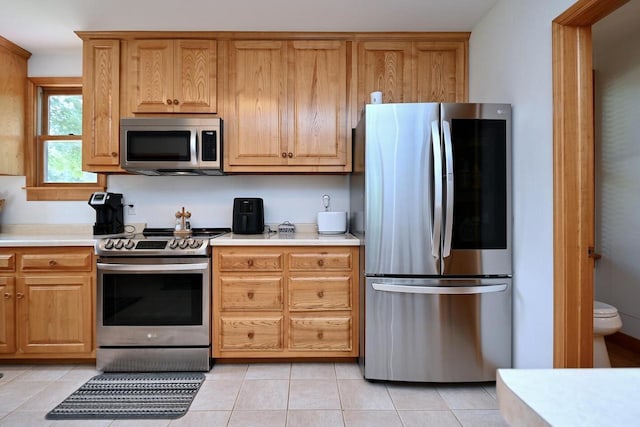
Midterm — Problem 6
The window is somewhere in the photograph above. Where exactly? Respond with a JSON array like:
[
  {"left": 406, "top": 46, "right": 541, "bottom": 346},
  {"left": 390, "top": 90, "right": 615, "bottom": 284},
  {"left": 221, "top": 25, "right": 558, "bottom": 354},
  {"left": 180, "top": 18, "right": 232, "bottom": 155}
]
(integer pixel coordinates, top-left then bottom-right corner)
[{"left": 26, "top": 77, "right": 105, "bottom": 201}]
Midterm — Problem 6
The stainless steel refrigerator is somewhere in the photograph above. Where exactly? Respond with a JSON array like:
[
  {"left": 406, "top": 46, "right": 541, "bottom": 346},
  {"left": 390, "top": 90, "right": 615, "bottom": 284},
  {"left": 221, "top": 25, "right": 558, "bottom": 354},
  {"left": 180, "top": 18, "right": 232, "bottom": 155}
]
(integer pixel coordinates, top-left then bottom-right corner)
[{"left": 350, "top": 103, "right": 512, "bottom": 382}]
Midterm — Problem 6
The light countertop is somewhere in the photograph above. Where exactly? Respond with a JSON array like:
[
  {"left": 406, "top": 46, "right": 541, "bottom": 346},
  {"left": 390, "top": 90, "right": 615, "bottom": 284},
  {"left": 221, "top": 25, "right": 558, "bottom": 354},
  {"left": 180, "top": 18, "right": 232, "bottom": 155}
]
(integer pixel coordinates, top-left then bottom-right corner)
[
  {"left": 210, "top": 232, "right": 360, "bottom": 246},
  {"left": 497, "top": 368, "right": 640, "bottom": 427},
  {"left": 0, "top": 224, "right": 97, "bottom": 247}
]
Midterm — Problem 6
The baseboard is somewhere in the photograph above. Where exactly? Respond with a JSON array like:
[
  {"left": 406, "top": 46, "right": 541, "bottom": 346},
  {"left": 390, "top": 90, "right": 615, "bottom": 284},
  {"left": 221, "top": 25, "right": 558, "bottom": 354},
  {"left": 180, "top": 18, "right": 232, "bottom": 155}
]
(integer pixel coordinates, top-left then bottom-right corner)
[{"left": 606, "top": 332, "right": 640, "bottom": 354}]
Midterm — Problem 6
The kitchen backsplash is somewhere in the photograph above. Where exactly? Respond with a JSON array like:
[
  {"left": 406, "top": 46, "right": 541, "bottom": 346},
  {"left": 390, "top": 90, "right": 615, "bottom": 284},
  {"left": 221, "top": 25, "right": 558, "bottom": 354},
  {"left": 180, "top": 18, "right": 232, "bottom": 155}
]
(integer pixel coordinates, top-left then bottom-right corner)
[{"left": 0, "top": 174, "right": 349, "bottom": 228}]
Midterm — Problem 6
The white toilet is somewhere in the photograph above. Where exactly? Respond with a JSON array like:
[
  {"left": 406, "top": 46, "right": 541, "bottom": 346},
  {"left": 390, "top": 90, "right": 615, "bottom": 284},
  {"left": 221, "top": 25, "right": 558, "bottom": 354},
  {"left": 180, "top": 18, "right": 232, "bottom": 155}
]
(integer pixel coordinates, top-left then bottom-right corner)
[{"left": 593, "top": 300, "right": 623, "bottom": 367}]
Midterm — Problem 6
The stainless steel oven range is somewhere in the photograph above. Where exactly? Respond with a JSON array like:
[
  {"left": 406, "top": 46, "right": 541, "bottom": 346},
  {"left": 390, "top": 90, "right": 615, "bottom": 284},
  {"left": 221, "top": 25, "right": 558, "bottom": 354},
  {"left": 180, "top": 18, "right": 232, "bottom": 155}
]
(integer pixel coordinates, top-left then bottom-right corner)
[{"left": 95, "top": 227, "right": 229, "bottom": 372}]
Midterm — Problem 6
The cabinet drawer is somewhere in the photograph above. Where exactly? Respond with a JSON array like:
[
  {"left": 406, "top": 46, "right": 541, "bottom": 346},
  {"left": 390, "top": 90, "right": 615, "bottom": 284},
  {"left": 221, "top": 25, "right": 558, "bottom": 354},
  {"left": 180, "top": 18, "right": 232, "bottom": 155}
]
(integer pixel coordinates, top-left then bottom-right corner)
[
  {"left": 220, "top": 316, "right": 283, "bottom": 350},
  {"left": 289, "top": 251, "right": 352, "bottom": 271},
  {"left": 219, "top": 252, "right": 283, "bottom": 271},
  {"left": 221, "top": 276, "right": 283, "bottom": 310},
  {"left": 289, "top": 276, "right": 351, "bottom": 311},
  {"left": 19, "top": 249, "right": 92, "bottom": 272},
  {"left": 289, "top": 315, "right": 352, "bottom": 351},
  {"left": 0, "top": 254, "right": 16, "bottom": 272}
]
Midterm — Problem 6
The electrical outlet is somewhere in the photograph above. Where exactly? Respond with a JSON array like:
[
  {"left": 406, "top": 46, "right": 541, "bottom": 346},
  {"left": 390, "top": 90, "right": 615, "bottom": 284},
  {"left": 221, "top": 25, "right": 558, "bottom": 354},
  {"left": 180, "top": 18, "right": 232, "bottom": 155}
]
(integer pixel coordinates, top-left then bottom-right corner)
[{"left": 127, "top": 202, "right": 136, "bottom": 216}]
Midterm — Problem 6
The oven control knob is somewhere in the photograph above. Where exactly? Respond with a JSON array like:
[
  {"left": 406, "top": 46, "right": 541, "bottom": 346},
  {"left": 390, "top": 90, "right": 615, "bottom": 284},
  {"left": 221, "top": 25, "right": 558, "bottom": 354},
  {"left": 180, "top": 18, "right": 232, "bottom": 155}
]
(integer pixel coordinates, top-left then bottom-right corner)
[
  {"left": 169, "top": 239, "right": 179, "bottom": 249},
  {"left": 189, "top": 239, "right": 202, "bottom": 249},
  {"left": 124, "top": 240, "right": 135, "bottom": 249},
  {"left": 114, "top": 240, "right": 125, "bottom": 249},
  {"left": 179, "top": 240, "right": 190, "bottom": 249},
  {"left": 104, "top": 239, "right": 114, "bottom": 249}
]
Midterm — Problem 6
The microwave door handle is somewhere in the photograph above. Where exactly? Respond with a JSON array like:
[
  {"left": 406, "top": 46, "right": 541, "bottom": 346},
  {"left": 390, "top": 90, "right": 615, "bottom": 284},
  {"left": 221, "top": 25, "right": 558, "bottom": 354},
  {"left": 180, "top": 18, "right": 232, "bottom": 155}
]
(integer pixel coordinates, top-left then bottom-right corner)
[
  {"left": 372, "top": 282, "right": 508, "bottom": 295},
  {"left": 192, "top": 131, "right": 199, "bottom": 164},
  {"left": 431, "top": 121, "right": 443, "bottom": 260},
  {"left": 442, "top": 120, "right": 454, "bottom": 258}
]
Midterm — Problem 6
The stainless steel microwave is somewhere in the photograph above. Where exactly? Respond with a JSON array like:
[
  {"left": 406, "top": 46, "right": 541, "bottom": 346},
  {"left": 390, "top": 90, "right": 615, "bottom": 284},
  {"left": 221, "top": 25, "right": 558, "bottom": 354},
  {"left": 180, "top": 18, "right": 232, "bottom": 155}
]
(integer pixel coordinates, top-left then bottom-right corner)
[{"left": 120, "top": 117, "right": 223, "bottom": 176}]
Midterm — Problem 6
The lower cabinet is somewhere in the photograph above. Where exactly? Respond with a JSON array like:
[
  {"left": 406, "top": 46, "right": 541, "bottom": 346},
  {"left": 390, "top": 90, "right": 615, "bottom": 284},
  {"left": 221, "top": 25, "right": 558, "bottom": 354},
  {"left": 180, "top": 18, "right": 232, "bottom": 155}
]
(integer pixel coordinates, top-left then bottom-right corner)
[
  {"left": 213, "top": 246, "right": 359, "bottom": 358},
  {"left": 0, "top": 247, "right": 95, "bottom": 359}
]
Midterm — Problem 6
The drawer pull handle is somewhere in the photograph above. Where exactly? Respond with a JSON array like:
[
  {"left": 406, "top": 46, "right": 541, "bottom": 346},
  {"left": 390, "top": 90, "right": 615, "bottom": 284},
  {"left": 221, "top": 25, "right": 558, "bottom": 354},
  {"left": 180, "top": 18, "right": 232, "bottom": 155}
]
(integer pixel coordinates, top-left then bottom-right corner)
[
  {"left": 247, "top": 332, "right": 255, "bottom": 339},
  {"left": 317, "top": 259, "right": 324, "bottom": 267},
  {"left": 247, "top": 291, "right": 254, "bottom": 299},
  {"left": 317, "top": 331, "right": 324, "bottom": 339},
  {"left": 247, "top": 259, "right": 254, "bottom": 267},
  {"left": 16, "top": 292, "right": 24, "bottom": 299},
  {"left": 3, "top": 293, "right": 11, "bottom": 299},
  {"left": 317, "top": 291, "right": 324, "bottom": 298},
  {"left": 49, "top": 260, "right": 57, "bottom": 266}
]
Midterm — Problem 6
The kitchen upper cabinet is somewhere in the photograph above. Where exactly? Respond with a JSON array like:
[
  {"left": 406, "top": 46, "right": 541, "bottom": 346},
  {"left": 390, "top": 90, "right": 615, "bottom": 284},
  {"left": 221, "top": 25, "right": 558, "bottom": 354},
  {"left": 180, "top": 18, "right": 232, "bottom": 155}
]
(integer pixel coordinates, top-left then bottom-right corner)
[
  {"left": 82, "top": 39, "right": 122, "bottom": 172},
  {"left": 127, "top": 39, "right": 217, "bottom": 114},
  {"left": 0, "top": 37, "right": 30, "bottom": 176},
  {"left": 224, "top": 40, "right": 288, "bottom": 167},
  {"left": 357, "top": 38, "right": 467, "bottom": 117},
  {"left": 223, "top": 40, "right": 351, "bottom": 173}
]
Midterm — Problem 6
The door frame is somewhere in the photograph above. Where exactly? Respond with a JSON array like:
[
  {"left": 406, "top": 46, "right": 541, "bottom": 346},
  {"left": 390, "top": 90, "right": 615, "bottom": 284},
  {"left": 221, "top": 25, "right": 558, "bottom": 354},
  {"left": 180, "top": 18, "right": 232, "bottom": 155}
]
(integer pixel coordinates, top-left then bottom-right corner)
[{"left": 552, "top": 0, "right": 629, "bottom": 367}]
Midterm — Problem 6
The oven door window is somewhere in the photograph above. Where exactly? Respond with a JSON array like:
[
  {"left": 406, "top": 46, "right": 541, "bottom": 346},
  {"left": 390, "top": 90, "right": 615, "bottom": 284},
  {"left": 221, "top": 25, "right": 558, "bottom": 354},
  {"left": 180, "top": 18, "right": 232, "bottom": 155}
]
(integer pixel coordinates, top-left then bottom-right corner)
[
  {"left": 126, "top": 130, "right": 191, "bottom": 162},
  {"left": 102, "top": 273, "right": 202, "bottom": 326}
]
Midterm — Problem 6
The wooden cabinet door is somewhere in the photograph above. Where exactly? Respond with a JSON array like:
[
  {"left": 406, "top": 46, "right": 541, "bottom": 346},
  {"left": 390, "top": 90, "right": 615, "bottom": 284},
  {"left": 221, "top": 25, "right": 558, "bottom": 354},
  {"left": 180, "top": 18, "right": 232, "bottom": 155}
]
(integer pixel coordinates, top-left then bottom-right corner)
[
  {"left": 288, "top": 41, "right": 349, "bottom": 168},
  {"left": 82, "top": 39, "right": 121, "bottom": 171},
  {"left": 357, "top": 41, "right": 412, "bottom": 114},
  {"left": 0, "top": 38, "right": 29, "bottom": 176},
  {"left": 414, "top": 41, "right": 467, "bottom": 103},
  {"left": 17, "top": 275, "right": 92, "bottom": 354},
  {"left": 128, "top": 39, "right": 174, "bottom": 113},
  {"left": 173, "top": 40, "right": 217, "bottom": 113},
  {"left": 225, "top": 40, "right": 288, "bottom": 168},
  {"left": 0, "top": 276, "right": 16, "bottom": 354}
]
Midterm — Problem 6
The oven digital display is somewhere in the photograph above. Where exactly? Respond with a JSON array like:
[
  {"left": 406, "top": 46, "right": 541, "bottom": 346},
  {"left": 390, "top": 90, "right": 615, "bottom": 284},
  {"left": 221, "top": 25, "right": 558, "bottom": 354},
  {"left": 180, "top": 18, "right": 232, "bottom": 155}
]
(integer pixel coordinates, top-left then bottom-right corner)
[{"left": 135, "top": 241, "right": 167, "bottom": 249}]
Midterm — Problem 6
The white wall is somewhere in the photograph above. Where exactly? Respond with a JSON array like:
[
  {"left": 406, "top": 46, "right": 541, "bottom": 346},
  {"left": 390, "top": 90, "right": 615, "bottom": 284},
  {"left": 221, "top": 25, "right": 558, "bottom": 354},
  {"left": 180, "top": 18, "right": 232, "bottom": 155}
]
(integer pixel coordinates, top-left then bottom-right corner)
[
  {"left": 0, "top": 49, "right": 349, "bottom": 229},
  {"left": 469, "top": 0, "right": 575, "bottom": 368},
  {"left": 593, "top": 6, "right": 640, "bottom": 340}
]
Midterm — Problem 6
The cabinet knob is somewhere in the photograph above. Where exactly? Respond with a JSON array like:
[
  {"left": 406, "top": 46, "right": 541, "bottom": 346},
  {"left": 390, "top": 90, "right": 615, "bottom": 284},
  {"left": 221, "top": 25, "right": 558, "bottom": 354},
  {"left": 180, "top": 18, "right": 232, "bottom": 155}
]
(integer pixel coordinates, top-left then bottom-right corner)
[
  {"left": 317, "top": 291, "right": 324, "bottom": 298},
  {"left": 317, "top": 259, "right": 324, "bottom": 267},
  {"left": 317, "top": 331, "right": 324, "bottom": 340},
  {"left": 288, "top": 152, "right": 293, "bottom": 158},
  {"left": 281, "top": 152, "right": 287, "bottom": 158},
  {"left": 167, "top": 99, "right": 173, "bottom": 105},
  {"left": 3, "top": 293, "right": 11, "bottom": 299},
  {"left": 173, "top": 99, "right": 180, "bottom": 105},
  {"left": 247, "top": 291, "right": 254, "bottom": 299},
  {"left": 49, "top": 260, "right": 57, "bottom": 266},
  {"left": 111, "top": 152, "right": 118, "bottom": 158},
  {"left": 247, "top": 331, "right": 255, "bottom": 339},
  {"left": 247, "top": 259, "right": 254, "bottom": 267},
  {"left": 16, "top": 292, "right": 24, "bottom": 299}
]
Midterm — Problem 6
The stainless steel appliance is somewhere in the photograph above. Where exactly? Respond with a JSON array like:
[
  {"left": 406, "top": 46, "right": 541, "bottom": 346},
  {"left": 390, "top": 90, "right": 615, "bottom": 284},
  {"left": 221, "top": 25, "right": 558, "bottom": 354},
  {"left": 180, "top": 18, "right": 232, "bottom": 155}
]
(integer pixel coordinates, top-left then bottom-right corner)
[
  {"left": 350, "top": 103, "right": 512, "bottom": 382},
  {"left": 120, "top": 117, "right": 223, "bottom": 176},
  {"left": 88, "top": 192, "right": 124, "bottom": 235},
  {"left": 95, "top": 227, "right": 230, "bottom": 372}
]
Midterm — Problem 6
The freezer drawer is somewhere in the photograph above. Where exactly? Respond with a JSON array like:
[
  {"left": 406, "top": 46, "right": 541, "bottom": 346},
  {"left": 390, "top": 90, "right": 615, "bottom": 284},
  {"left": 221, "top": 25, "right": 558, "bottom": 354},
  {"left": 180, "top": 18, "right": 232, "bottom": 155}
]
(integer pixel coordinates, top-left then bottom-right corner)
[{"left": 363, "top": 277, "right": 512, "bottom": 382}]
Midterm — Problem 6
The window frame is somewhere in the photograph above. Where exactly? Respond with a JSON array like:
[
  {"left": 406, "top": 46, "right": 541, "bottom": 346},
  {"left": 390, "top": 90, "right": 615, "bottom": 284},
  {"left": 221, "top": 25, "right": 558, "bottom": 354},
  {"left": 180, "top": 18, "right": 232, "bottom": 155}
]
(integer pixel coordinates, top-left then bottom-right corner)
[{"left": 25, "top": 77, "right": 106, "bottom": 201}]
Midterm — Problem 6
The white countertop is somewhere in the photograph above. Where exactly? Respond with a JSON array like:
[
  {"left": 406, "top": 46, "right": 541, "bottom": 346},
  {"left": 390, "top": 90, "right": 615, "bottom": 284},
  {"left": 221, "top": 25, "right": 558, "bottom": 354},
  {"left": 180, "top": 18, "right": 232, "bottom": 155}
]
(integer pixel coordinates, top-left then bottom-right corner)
[
  {"left": 497, "top": 368, "right": 640, "bottom": 427},
  {"left": 211, "top": 232, "right": 360, "bottom": 246},
  {"left": 0, "top": 224, "right": 98, "bottom": 247}
]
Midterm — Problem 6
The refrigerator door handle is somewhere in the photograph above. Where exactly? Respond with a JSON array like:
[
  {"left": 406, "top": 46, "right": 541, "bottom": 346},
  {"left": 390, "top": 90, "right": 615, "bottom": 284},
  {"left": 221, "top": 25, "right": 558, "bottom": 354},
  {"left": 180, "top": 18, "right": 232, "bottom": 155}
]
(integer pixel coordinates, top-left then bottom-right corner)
[
  {"left": 442, "top": 120, "right": 454, "bottom": 258},
  {"left": 371, "top": 283, "right": 508, "bottom": 295},
  {"left": 431, "top": 120, "right": 443, "bottom": 259}
]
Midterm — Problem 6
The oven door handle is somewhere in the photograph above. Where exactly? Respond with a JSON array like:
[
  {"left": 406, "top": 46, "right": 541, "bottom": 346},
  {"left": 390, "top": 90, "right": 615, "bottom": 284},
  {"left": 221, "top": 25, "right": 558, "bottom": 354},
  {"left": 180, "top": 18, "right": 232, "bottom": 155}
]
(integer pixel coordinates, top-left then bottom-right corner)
[{"left": 97, "top": 262, "right": 209, "bottom": 272}]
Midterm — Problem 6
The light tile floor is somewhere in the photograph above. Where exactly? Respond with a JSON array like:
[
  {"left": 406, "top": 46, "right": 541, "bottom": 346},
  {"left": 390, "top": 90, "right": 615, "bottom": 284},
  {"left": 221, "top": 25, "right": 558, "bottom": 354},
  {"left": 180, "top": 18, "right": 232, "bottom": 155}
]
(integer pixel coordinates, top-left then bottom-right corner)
[{"left": 0, "top": 362, "right": 508, "bottom": 426}]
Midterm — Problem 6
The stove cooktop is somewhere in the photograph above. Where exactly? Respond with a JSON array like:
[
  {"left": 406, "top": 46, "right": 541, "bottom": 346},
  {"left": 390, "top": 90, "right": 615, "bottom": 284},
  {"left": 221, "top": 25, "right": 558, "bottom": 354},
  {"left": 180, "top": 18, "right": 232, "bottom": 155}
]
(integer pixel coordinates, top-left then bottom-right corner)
[{"left": 96, "top": 227, "right": 231, "bottom": 256}]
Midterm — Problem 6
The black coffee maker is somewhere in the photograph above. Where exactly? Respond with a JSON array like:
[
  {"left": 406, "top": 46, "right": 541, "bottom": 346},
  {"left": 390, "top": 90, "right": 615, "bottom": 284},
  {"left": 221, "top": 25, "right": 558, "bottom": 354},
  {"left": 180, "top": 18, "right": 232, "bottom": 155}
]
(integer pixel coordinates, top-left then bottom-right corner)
[{"left": 88, "top": 192, "right": 124, "bottom": 235}]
